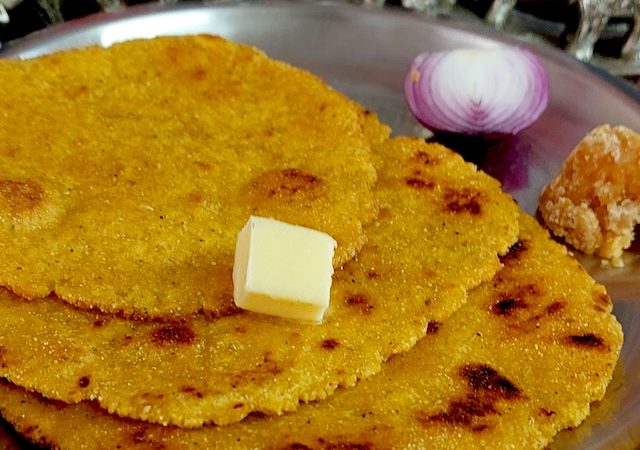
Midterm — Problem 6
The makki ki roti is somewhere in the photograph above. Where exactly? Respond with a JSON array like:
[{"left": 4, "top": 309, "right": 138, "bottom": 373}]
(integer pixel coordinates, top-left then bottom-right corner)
[
  {"left": 0, "top": 136, "right": 520, "bottom": 427},
  {"left": 0, "top": 34, "right": 388, "bottom": 319},
  {"left": 0, "top": 213, "right": 622, "bottom": 449}
]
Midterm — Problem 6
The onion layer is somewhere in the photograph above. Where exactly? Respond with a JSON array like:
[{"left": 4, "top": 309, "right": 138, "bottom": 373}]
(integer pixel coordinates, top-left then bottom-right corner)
[{"left": 404, "top": 46, "right": 550, "bottom": 136}]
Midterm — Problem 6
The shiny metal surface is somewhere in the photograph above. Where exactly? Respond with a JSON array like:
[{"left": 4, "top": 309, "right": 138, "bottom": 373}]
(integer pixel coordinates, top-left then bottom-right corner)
[
  {"left": 1, "top": 2, "right": 639, "bottom": 448},
  {"left": 567, "top": 0, "right": 640, "bottom": 63}
]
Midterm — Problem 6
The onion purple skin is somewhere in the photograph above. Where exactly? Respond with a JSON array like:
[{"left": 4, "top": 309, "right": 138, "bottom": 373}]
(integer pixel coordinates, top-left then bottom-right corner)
[{"left": 404, "top": 46, "right": 550, "bottom": 138}]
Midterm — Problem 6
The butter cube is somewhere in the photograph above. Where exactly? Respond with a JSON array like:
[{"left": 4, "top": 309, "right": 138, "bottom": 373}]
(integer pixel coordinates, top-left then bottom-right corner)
[{"left": 232, "top": 216, "right": 336, "bottom": 323}]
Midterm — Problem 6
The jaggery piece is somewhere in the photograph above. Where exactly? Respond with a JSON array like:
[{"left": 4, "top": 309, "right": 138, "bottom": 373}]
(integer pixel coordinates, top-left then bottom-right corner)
[{"left": 539, "top": 124, "right": 640, "bottom": 266}]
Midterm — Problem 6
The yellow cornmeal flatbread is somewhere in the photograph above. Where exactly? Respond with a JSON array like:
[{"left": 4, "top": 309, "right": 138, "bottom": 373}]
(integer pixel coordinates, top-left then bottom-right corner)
[
  {"left": 548, "top": 361, "right": 624, "bottom": 449},
  {"left": 0, "top": 214, "right": 622, "bottom": 449},
  {"left": 0, "top": 137, "right": 519, "bottom": 427},
  {"left": 0, "top": 35, "right": 387, "bottom": 319}
]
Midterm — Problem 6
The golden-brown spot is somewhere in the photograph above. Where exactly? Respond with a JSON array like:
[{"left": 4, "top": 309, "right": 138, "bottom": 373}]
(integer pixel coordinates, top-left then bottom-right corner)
[
  {"left": 493, "top": 284, "right": 542, "bottom": 315},
  {"left": 322, "top": 338, "right": 340, "bottom": 350},
  {"left": 443, "top": 188, "right": 484, "bottom": 215},
  {"left": 186, "top": 191, "right": 206, "bottom": 205},
  {"left": 233, "top": 402, "right": 244, "bottom": 409},
  {"left": 180, "top": 386, "right": 204, "bottom": 399},
  {"left": 92, "top": 319, "right": 107, "bottom": 328},
  {"left": 461, "top": 364, "right": 522, "bottom": 399},
  {"left": 164, "top": 42, "right": 187, "bottom": 66},
  {"left": 263, "top": 127, "right": 275, "bottom": 138},
  {"left": 131, "top": 428, "right": 148, "bottom": 444},
  {"left": 44, "top": 53, "right": 64, "bottom": 66},
  {"left": 280, "top": 444, "right": 313, "bottom": 450},
  {"left": 203, "top": 301, "right": 243, "bottom": 320},
  {"left": 499, "top": 240, "right": 528, "bottom": 264},
  {"left": 405, "top": 177, "right": 435, "bottom": 189},
  {"left": 190, "top": 67, "right": 208, "bottom": 81},
  {"left": 594, "top": 292, "right": 612, "bottom": 312},
  {"left": 141, "top": 392, "right": 164, "bottom": 401},
  {"left": 218, "top": 303, "right": 243, "bottom": 318},
  {"left": 346, "top": 293, "right": 374, "bottom": 315},
  {"left": 426, "top": 321, "right": 442, "bottom": 334},
  {"left": 367, "top": 270, "right": 379, "bottom": 279},
  {"left": 128, "top": 427, "right": 167, "bottom": 448},
  {"left": 416, "top": 364, "right": 523, "bottom": 432},
  {"left": 377, "top": 207, "right": 391, "bottom": 221},
  {"left": 545, "top": 301, "right": 566, "bottom": 315},
  {"left": 78, "top": 376, "right": 90, "bottom": 388},
  {"left": 539, "top": 407, "right": 555, "bottom": 417},
  {"left": 66, "top": 83, "right": 89, "bottom": 99},
  {"left": 417, "top": 396, "right": 496, "bottom": 427},
  {"left": 564, "top": 333, "right": 607, "bottom": 350},
  {"left": 229, "top": 354, "right": 283, "bottom": 389},
  {"left": 1, "top": 147, "right": 19, "bottom": 159},
  {"left": 0, "top": 179, "right": 45, "bottom": 214},
  {"left": 248, "top": 168, "right": 324, "bottom": 203},
  {"left": 0, "top": 345, "right": 6, "bottom": 368},
  {"left": 412, "top": 150, "right": 441, "bottom": 165},
  {"left": 150, "top": 324, "right": 195, "bottom": 346},
  {"left": 266, "top": 361, "right": 282, "bottom": 375},
  {"left": 316, "top": 439, "right": 375, "bottom": 450},
  {"left": 193, "top": 161, "right": 213, "bottom": 171},
  {"left": 422, "top": 267, "right": 436, "bottom": 279},
  {"left": 491, "top": 298, "right": 528, "bottom": 316},
  {"left": 493, "top": 285, "right": 572, "bottom": 334}
]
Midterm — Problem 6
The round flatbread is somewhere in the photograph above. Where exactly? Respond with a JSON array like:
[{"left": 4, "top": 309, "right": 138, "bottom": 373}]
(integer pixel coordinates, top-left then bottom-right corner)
[
  {"left": 0, "top": 35, "right": 387, "bottom": 319},
  {"left": 0, "top": 214, "right": 622, "bottom": 449},
  {"left": 0, "top": 137, "right": 519, "bottom": 427}
]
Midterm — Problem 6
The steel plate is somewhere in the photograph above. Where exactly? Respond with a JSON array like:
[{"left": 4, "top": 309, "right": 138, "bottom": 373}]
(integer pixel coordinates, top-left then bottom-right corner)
[{"left": 1, "top": 1, "right": 639, "bottom": 449}]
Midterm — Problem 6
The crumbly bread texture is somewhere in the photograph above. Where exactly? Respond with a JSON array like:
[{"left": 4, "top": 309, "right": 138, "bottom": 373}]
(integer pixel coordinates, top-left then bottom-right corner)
[
  {"left": 0, "top": 214, "right": 622, "bottom": 449},
  {"left": 0, "top": 137, "right": 520, "bottom": 428},
  {"left": 0, "top": 35, "right": 387, "bottom": 319},
  {"left": 539, "top": 124, "right": 640, "bottom": 267}
]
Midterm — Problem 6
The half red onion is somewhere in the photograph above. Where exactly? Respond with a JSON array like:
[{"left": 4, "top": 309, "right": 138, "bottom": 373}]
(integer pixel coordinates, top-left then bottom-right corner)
[{"left": 404, "top": 46, "right": 550, "bottom": 136}]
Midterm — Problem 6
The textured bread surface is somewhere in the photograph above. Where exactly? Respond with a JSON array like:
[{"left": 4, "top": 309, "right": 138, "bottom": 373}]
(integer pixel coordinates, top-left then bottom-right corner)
[
  {"left": 0, "top": 214, "right": 622, "bottom": 449},
  {"left": 0, "top": 35, "right": 387, "bottom": 319},
  {"left": 0, "top": 136, "right": 520, "bottom": 427}
]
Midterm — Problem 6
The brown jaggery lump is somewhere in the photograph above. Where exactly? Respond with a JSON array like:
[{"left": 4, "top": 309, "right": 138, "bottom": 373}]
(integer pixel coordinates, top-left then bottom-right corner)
[{"left": 539, "top": 124, "right": 640, "bottom": 267}]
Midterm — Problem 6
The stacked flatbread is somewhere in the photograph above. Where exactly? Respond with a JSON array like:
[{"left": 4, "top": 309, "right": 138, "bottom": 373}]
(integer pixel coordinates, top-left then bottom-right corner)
[{"left": 0, "top": 35, "right": 622, "bottom": 449}]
